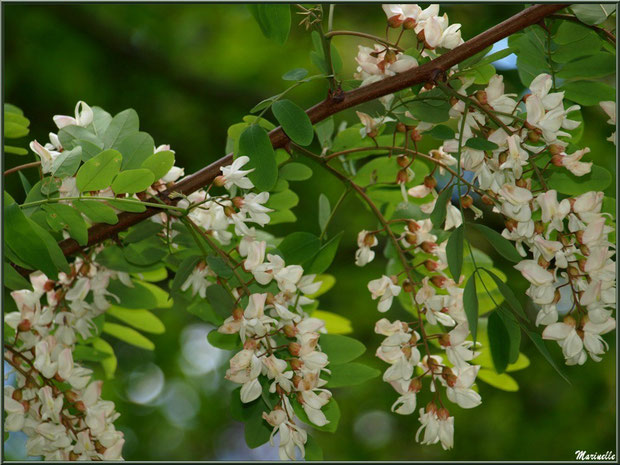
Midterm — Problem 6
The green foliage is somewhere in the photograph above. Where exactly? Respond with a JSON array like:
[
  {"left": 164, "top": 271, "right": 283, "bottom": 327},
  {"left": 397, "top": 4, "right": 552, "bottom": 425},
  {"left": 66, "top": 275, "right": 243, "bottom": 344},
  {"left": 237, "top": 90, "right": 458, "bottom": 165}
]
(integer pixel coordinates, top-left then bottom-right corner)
[
  {"left": 469, "top": 223, "right": 521, "bottom": 263},
  {"left": 446, "top": 225, "right": 464, "bottom": 280},
  {"left": 238, "top": 124, "right": 278, "bottom": 191},
  {"left": 103, "top": 322, "right": 155, "bottom": 350},
  {"left": 75, "top": 149, "right": 122, "bottom": 192},
  {"left": 248, "top": 4, "right": 291, "bottom": 45},
  {"left": 272, "top": 99, "right": 314, "bottom": 146},
  {"left": 429, "top": 186, "right": 453, "bottom": 227},
  {"left": 141, "top": 150, "right": 175, "bottom": 180},
  {"left": 279, "top": 162, "right": 313, "bottom": 181},
  {"left": 570, "top": 4, "right": 616, "bottom": 25},
  {"left": 43, "top": 203, "right": 89, "bottom": 245},
  {"left": 278, "top": 231, "right": 321, "bottom": 265},
  {"left": 325, "top": 363, "right": 381, "bottom": 388},
  {"left": 111, "top": 168, "right": 155, "bottom": 194},
  {"left": 320, "top": 334, "right": 366, "bottom": 365},
  {"left": 463, "top": 273, "right": 479, "bottom": 342}
]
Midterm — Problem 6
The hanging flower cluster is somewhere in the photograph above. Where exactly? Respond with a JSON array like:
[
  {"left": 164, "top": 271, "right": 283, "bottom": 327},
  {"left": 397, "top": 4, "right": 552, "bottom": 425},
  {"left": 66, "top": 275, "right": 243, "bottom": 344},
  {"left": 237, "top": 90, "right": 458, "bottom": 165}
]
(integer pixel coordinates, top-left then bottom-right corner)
[{"left": 4, "top": 262, "right": 125, "bottom": 460}]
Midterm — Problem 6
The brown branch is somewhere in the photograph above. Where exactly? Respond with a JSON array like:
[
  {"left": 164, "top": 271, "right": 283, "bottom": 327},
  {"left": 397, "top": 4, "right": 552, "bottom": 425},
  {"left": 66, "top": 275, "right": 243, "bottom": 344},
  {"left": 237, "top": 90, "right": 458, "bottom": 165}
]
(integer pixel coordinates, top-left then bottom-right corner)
[
  {"left": 46, "top": 4, "right": 568, "bottom": 265},
  {"left": 4, "top": 161, "right": 41, "bottom": 176}
]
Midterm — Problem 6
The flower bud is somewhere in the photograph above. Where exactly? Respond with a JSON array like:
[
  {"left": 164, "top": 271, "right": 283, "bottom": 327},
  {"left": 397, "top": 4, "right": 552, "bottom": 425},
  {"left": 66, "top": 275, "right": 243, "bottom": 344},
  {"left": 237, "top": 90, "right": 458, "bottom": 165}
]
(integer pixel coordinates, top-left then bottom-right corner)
[
  {"left": 95, "top": 441, "right": 107, "bottom": 454},
  {"left": 481, "top": 194, "right": 494, "bottom": 205},
  {"left": 409, "top": 378, "right": 423, "bottom": 392},
  {"left": 44, "top": 280, "right": 55, "bottom": 292},
  {"left": 437, "top": 407, "right": 451, "bottom": 420},
  {"left": 410, "top": 129, "right": 422, "bottom": 142},
  {"left": 401, "top": 322, "right": 410, "bottom": 332},
  {"left": 232, "top": 196, "right": 244, "bottom": 208},
  {"left": 515, "top": 178, "right": 527, "bottom": 188},
  {"left": 405, "top": 232, "right": 418, "bottom": 245},
  {"left": 401, "top": 346, "right": 412, "bottom": 359},
  {"left": 424, "top": 259, "right": 439, "bottom": 271},
  {"left": 407, "top": 220, "right": 420, "bottom": 232},
  {"left": 283, "top": 325, "right": 297, "bottom": 338},
  {"left": 363, "top": 233, "right": 376, "bottom": 246},
  {"left": 397, "top": 154, "right": 409, "bottom": 167},
  {"left": 475, "top": 90, "right": 488, "bottom": 105},
  {"left": 368, "top": 128, "right": 378, "bottom": 138},
  {"left": 18, "top": 319, "right": 31, "bottom": 332},
  {"left": 275, "top": 384, "right": 286, "bottom": 396},
  {"left": 292, "top": 375, "right": 302, "bottom": 388},
  {"left": 75, "top": 401, "right": 87, "bottom": 412},
  {"left": 575, "top": 230, "right": 584, "bottom": 244},
  {"left": 232, "top": 307, "right": 244, "bottom": 321},
  {"left": 553, "top": 289, "right": 562, "bottom": 304},
  {"left": 425, "top": 401, "right": 438, "bottom": 414},
  {"left": 580, "top": 244, "right": 590, "bottom": 256},
  {"left": 65, "top": 390, "right": 79, "bottom": 403},
  {"left": 402, "top": 279, "right": 415, "bottom": 293},
  {"left": 403, "top": 17, "right": 416, "bottom": 29},
  {"left": 567, "top": 265, "right": 580, "bottom": 278},
  {"left": 528, "top": 130, "right": 540, "bottom": 143},
  {"left": 551, "top": 154, "right": 564, "bottom": 167},
  {"left": 563, "top": 315, "right": 577, "bottom": 327},
  {"left": 387, "top": 15, "right": 404, "bottom": 28},
  {"left": 288, "top": 342, "right": 301, "bottom": 356},
  {"left": 290, "top": 358, "right": 303, "bottom": 371},
  {"left": 12, "top": 389, "right": 22, "bottom": 401},
  {"left": 390, "top": 275, "right": 399, "bottom": 285},
  {"left": 549, "top": 144, "right": 563, "bottom": 156},
  {"left": 423, "top": 176, "right": 437, "bottom": 189},
  {"left": 224, "top": 206, "right": 236, "bottom": 217},
  {"left": 431, "top": 275, "right": 447, "bottom": 288},
  {"left": 461, "top": 195, "right": 473, "bottom": 209},
  {"left": 578, "top": 258, "right": 587, "bottom": 272},
  {"left": 21, "top": 400, "right": 30, "bottom": 413},
  {"left": 560, "top": 234, "right": 572, "bottom": 247},
  {"left": 396, "top": 122, "right": 407, "bottom": 133},
  {"left": 534, "top": 221, "right": 545, "bottom": 235},
  {"left": 498, "top": 151, "right": 508, "bottom": 165},
  {"left": 421, "top": 241, "right": 437, "bottom": 253},
  {"left": 537, "top": 256, "right": 549, "bottom": 268},
  {"left": 505, "top": 219, "right": 518, "bottom": 232},
  {"left": 449, "top": 96, "right": 459, "bottom": 106},
  {"left": 438, "top": 333, "right": 451, "bottom": 347},
  {"left": 417, "top": 30, "right": 426, "bottom": 42},
  {"left": 396, "top": 169, "right": 410, "bottom": 184},
  {"left": 384, "top": 49, "right": 397, "bottom": 64},
  {"left": 214, "top": 175, "right": 226, "bottom": 187},
  {"left": 424, "top": 82, "right": 434, "bottom": 90}
]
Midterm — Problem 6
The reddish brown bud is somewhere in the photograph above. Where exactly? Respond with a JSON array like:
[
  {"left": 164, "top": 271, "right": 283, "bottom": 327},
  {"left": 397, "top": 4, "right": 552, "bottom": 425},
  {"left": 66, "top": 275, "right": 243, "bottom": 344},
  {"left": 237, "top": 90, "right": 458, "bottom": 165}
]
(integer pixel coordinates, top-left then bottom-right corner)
[
  {"left": 405, "top": 232, "right": 418, "bottom": 245},
  {"left": 548, "top": 144, "right": 563, "bottom": 156},
  {"left": 401, "top": 346, "right": 412, "bottom": 359},
  {"left": 214, "top": 175, "right": 226, "bottom": 187},
  {"left": 283, "top": 325, "right": 297, "bottom": 338},
  {"left": 44, "top": 280, "right": 55, "bottom": 292},
  {"left": 407, "top": 220, "right": 420, "bottom": 232},
  {"left": 74, "top": 401, "right": 87, "bottom": 412},
  {"left": 437, "top": 407, "right": 451, "bottom": 420},
  {"left": 12, "top": 389, "right": 22, "bottom": 401},
  {"left": 397, "top": 154, "right": 410, "bottom": 167},
  {"left": 580, "top": 244, "right": 590, "bottom": 256},
  {"left": 402, "top": 279, "right": 415, "bottom": 293},
  {"left": 438, "top": 333, "right": 451, "bottom": 347},
  {"left": 396, "top": 122, "right": 407, "bottom": 133},
  {"left": 417, "top": 30, "right": 426, "bottom": 42},
  {"left": 424, "top": 176, "right": 437, "bottom": 189},
  {"left": 505, "top": 219, "right": 518, "bottom": 232},
  {"left": 425, "top": 401, "right": 438, "bottom": 414},
  {"left": 449, "top": 96, "right": 459, "bottom": 107},
  {"left": 232, "top": 196, "right": 244, "bottom": 208},
  {"left": 498, "top": 151, "right": 508, "bottom": 165},
  {"left": 421, "top": 241, "right": 437, "bottom": 253},
  {"left": 409, "top": 378, "right": 423, "bottom": 392},
  {"left": 460, "top": 195, "right": 473, "bottom": 209},
  {"left": 363, "top": 233, "right": 376, "bottom": 246},
  {"left": 95, "top": 441, "right": 107, "bottom": 454},
  {"left": 528, "top": 130, "right": 540, "bottom": 143},
  {"left": 290, "top": 358, "right": 303, "bottom": 371},
  {"left": 431, "top": 275, "right": 447, "bottom": 288},
  {"left": 560, "top": 234, "right": 572, "bottom": 247},
  {"left": 224, "top": 206, "right": 235, "bottom": 217},
  {"left": 396, "top": 169, "right": 410, "bottom": 184},
  {"left": 387, "top": 15, "right": 404, "bottom": 28},
  {"left": 534, "top": 221, "right": 545, "bottom": 235},
  {"left": 232, "top": 307, "right": 244, "bottom": 321},
  {"left": 18, "top": 320, "right": 31, "bottom": 332},
  {"left": 481, "top": 194, "right": 494, "bottom": 206},
  {"left": 424, "top": 260, "right": 439, "bottom": 272},
  {"left": 553, "top": 289, "right": 562, "bottom": 304},
  {"left": 21, "top": 400, "right": 30, "bottom": 413},
  {"left": 410, "top": 129, "right": 422, "bottom": 142},
  {"left": 575, "top": 230, "right": 585, "bottom": 244},
  {"left": 424, "top": 82, "right": 434, "bottom": 90},
  {"left": 578, "top": 258, "right": 587, "bottom": 273},
  {"left": 403, "top": 17, "right": 416, "bottom": 29},
  {"left": 288, "top": 342, "right": 301, "bottom": 356},
  {"left": 292, "top": 375, "right": 302, "bottom": 388},
  {"left": 515, "top": 178, "right": 527, "bottom": 188},
  {"left": 551, "top": 154, "right": 564, "bottom": 167},
  {"left": 275, "top": 384, "right": 286, "bottom": 396},
  {"left": 384, "top": 49, "right": 397, "bottom": 64},
  {"left": 475, "top": 90, "right": 488, "bottom": 105},
  {"left": 567, "top": 266, "right": 580, "bottom": 278},
  {"left": 538, "top": 256, "right": 550, "bottom": 269}
]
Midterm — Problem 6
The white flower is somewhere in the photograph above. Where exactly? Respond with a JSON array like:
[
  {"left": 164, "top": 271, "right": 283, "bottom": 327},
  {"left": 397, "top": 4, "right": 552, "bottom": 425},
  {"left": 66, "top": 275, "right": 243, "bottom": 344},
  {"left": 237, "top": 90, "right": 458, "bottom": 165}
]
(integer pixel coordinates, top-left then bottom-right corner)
[
  {"left": 29, "top": 140, "right": 60, "bottom": 174},
  {"left": 599, "top": 100, "right": 616, "bottom": 144},
  {"left": 445, "top": 365, "right": 482, "bottom": 409},
  {"left": 368, "top": 276, "right": 402, "bottom": 312},
  {"left": 355, "top": 230, "right": 378, "bottom": 266},
  {"left": 354, "top": 44, "right": 418, "bottom": 84},
  {"left": 559, "top": 147, "right": 592, "bottom": 176},
  {"left": 542, "top": 319, "right": 586, "bottom": 365},
  {"left": 220, "top": 156, "right": 254, "bottom": 190},
  {"left": 514, "top": 260, "right": 554, "bottom": 286},
  {"left": 53, "top": 101, "right": 94, "bottom": 129},
  {"left": 356, "top": 111, "right": 394, "bottom": 138},
  {"left": 416, "top": 407, "right": 454, "bottom": 450},
  {"left": 536, "top": 190, "right": 570, "bottom": 232}
]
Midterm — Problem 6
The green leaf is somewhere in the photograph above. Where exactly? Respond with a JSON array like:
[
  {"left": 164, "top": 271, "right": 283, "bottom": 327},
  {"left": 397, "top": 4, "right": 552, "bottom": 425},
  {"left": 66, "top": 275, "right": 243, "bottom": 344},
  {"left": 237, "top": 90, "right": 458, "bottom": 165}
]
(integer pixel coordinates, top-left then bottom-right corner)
[
  {"left": 272, "top": 99, "right": 314, "bottom": 146},
  {"left": 292, "top": 397, "right": 340, "bottom": 433},
  {"left": 306, "top": 231, "right": 343, "bottom": 275},
  {"left": 207, "top": 329, "right": 241, "bottom": 350},
  {"left": 306, "top": 274, "right": 335, "bottom": 299},
  {"left": 556, "top": 53, "right": 615, "bottom": 80},
  {"left": 497, "top": 307, "right": 521, "bottom": 364},
  {"left": 78, "top": 139, "right": 107, "bottom": 161},
  {"left": 265, "top": 189, "right": 299, "bottom": 210},
  {"left": 27, "top": 219, "right": 70, "bottom": 276},
  {"left": 278, "top": 231, "right": 321, "bottom": 265},
  {"left": 4, "top": 202, "right": 65, "bottom": 279},
  {"left": 469, "top": 223, "right": 521, "bottom": 262},
  {"left": 315, "top": 117, "right": 334, "bottom": 149},
  {"left": 460, "top": 63, "right": 496, "bottom": 85},
  {"left": 429, "top": 185, "right": 453, "bottom": 228},
  {"left": 43, "top": 203, "right": 89, "bottom": 246},
  {"left": 570, "top": 4, "right": 616, "bottom": 25},
  {"left": 103, "top": 322, "right": 155, "bottom": 350},
  {"left": 305, "top": 435, "right": 324, "bottom": 461},
  {"left": 103, "top": 109, "right": 140, "bottom": 148},
  {"left": 57, "top": 125, "right": 102, "bottom": 150},
  {"left": 465, "top": 138, "right": 499, "bottom": 151},
  {"left": 248, "top": 4, "right": 291, "bottom": 44},
  {"left": 141, "top": 150, "right": 175, "bottom": 181},
  {"left": 458, "top": 45, "right": 493, "bottom": 69},
  {"left": 319, "top": 334, "right": 365, "bottom": 365},
  {"left": 72, "top": 345, "right": 111, "bottom": 362},
  {"left": 89, "top": 107, "right": 113, "bottom": 137},
  {"left": 325, "top": 363, "right": 381, "bottom": 388},
  {"left": 91, "top": 337, "right": 117, "bottom": 379},
  {"left": 96, "top": 246, "right": 161, "bottom": 273},
  {"left": 110, "top": 168, "right": 155, "bottom": 194},
  {"left": 480, "top": 268, "right": 526, "bottom": 320},
  {"left": 75, "top": 149, "right": 122, "bottom": 192},
  {"left": 488, "top": 311, "right": 510, "bottom": 374},
  {"left": 545, "top": 165, "right": 611, "bottom": 196},
  {"left": 427, "top": 124, "right": 456, "bottom": 140},
  {"left": 318, "top": 194, "right": 331, "bottom": 234},
  {"left": 282, "top": 68, "right": 308, "bottom": 80},
  {"left": 446, "top": 225, "right": 464, "bottom": 280},
  {"left": 463, "top": 273, "right": 479, "bottom": 342},
  {"left": 511, "top": 29, "right": 549, "bottom": 86},
  {"left": 238, "top": 124, "right": 278, "bottom": 191},
  {"left": 524, "top": 329, "right": 570, "bottom": 384},
  {"left": 187, "top": 298, "right": 222, "bottom": 325},
  {"left": 106, "top": 306, "right": 165, "bottom": 334},
  {"left": 123, "top": 222, "right": 163, "bottom": 243},
  {"left": 405, "top": 90, "right": 451, "bottom": 123},
  {"left": 139, "top": 281, "right": 172, "bottom": 308},
  {"left": 116, "top": 132, "right": 155, "bottom": 170},
  {"left": 561, "top": 80, "right": 616, "bottom": 106},
  {"left": 206, "top": 284, "right": 235, "bottom": 318},
  {"left": 279, "top": 162, "right": 313, "bottom": 181},
  {"left": 73, "top": 199, "right": 118, "bottom": 225},
  {"left": 107, "top": 198, "right": 146, "bottom": 213},
  {"left": 4, "top": 145, "right": 28, "bottom": 155},
  {"left": 3, "top": 261, "right": 32, "bottom": 291},
  {"left": 312, "top": 310, "right": 352, "bottom": 334},
  {"left": 206, "top": 255, "right": 233, "bottom": 279},
  {"left": 477, "top": 368, "right": 519, "bottom": 392},
  {"left": 108, "top": 280, "right": 158, "bottom": 309},
  {"left": 171, "top": 255, "right": 202, "bottom": 291},
  {"left": 123, "top": 242, "right": 167, "bottom": 267},
  {"left": 552, "top": 24, "right": 601, "bottom": 63},
  {"left": 51, "top": 146, "right": 82, "bottom": 178}
]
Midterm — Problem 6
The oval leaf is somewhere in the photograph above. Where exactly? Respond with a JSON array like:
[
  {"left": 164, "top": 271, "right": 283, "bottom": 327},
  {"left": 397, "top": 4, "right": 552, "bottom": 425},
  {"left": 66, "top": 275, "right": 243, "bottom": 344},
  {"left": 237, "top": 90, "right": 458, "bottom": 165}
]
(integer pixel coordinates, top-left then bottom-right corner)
[
  {"left": 272, "top": 99, "right": 314, "bottom": 146},
  {"left": 76, "top": 149, "right": 122, "bottom": 192},
  {"left": 110, "top": 168, "right": 155, "bottom": 194}
]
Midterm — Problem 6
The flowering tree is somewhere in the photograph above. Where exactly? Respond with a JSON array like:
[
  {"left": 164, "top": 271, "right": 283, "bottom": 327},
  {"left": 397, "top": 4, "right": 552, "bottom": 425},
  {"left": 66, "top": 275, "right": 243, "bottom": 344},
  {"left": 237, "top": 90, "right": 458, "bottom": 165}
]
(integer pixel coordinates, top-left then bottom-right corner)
[{"left": 3, "top": 3, "right": 616, "bottom": 461}]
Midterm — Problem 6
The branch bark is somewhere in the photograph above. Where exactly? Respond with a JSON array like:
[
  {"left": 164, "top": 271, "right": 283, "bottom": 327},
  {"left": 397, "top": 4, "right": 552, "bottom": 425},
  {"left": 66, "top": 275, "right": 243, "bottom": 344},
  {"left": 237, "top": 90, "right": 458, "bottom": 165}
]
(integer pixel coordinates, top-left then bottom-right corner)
[{"left": 55, "top": 3, "right": 567, "bottom": 260}]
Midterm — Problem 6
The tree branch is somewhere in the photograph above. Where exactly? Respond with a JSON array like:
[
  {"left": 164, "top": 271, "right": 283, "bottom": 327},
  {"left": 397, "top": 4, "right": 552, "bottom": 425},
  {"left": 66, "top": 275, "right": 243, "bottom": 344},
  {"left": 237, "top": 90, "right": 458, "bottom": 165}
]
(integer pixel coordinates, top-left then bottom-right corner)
[{"left": 51, "top": 4, "right": 567, "bottom": 262}]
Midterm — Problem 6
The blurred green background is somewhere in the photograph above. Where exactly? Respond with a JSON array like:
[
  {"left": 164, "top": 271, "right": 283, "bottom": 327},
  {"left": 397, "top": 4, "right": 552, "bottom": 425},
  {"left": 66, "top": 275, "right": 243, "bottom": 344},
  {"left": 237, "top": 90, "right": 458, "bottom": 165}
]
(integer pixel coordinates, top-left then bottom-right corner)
[{"left": 3, "top": 3, "right": 616, "bottom": 461}]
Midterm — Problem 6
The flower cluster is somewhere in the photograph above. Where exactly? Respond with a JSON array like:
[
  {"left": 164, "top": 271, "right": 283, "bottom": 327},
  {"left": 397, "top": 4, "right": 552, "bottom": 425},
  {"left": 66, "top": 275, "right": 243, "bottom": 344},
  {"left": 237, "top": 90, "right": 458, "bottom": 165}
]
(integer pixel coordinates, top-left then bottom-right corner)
[{"left": 4, "top": 262, "right": 125, "bottom": 460}]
